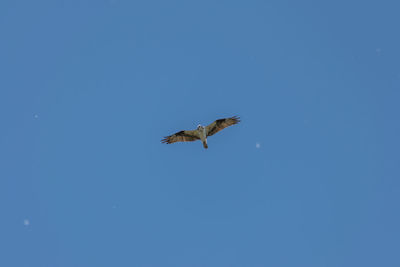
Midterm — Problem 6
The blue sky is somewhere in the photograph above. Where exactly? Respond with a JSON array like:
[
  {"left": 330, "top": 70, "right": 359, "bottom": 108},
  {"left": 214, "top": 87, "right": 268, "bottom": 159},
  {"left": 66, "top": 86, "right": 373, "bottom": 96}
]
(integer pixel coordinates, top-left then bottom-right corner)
[{"left": 1, "top": 0, "right": 400, "bottom": 266}]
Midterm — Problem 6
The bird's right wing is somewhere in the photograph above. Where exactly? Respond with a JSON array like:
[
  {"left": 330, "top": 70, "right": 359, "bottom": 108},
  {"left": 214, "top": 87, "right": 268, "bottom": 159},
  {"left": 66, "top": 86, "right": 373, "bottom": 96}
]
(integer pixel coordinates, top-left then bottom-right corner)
[{"left": 161, "top": 130, "right": 200, "bottom": 144}]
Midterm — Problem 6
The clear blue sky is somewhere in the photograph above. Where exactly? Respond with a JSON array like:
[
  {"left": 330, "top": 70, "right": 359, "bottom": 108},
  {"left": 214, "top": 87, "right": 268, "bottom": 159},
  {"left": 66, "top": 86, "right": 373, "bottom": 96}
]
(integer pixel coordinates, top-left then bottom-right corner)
[{"left": 1, "top": 1, "right": 400, "bottom": 266}]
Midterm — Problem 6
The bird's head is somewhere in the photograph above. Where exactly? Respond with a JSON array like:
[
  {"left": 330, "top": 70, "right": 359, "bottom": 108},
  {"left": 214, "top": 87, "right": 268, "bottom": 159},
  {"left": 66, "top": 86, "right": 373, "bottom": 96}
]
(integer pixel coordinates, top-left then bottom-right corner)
[{"left": 197, "top": 124, "right": 203, "bottom": 130}]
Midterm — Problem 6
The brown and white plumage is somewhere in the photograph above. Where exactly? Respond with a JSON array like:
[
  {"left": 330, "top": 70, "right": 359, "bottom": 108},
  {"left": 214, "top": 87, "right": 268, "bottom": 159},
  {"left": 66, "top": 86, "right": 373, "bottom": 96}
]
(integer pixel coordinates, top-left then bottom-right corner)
[
  {"left": 161, "top": 130, "right": 200, "bottom": 144},
  {"left": 161, "top": 116, "right": 240, "bottom": 149},
  {"left": 205, "top": 116, "right": 240, "bottom": 137}
]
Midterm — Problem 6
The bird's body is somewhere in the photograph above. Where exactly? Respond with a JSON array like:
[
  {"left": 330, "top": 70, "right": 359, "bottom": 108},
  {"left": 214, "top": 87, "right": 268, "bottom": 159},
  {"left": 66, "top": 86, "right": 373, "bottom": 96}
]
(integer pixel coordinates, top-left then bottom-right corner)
[
  {"left": 197, "top": 125, "right": 208, "bottom": 149},
  {"left": 161, "top": 116, "right": 240, "bottom": 149}
]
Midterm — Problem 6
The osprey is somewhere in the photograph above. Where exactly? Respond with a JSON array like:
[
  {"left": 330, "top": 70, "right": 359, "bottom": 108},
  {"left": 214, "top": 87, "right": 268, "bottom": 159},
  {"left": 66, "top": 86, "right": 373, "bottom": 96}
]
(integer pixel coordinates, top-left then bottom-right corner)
[{"left": 161, "top": 116, "right": 240, "bottom": 149}]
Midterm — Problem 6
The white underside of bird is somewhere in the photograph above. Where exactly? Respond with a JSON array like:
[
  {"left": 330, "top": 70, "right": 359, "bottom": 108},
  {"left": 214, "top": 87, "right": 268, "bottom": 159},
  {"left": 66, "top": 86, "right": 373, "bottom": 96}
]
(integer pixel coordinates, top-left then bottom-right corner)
[{"left": 197, "top": 125, "right": 208, "bottom": 149}]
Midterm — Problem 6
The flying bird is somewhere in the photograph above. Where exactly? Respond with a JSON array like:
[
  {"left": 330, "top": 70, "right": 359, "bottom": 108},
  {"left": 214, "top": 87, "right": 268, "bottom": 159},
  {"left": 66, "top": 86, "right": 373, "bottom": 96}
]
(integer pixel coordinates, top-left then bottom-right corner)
[{"left": 161, "top": 116, "right": 240, "bottom": 149}]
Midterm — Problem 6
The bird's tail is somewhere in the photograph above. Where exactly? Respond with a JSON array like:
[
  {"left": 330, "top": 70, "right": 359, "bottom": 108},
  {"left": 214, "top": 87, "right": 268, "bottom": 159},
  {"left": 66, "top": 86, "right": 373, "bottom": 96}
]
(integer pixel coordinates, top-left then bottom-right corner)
[{"left": 203, "top": 140, "right": 208, "bottom": 149}]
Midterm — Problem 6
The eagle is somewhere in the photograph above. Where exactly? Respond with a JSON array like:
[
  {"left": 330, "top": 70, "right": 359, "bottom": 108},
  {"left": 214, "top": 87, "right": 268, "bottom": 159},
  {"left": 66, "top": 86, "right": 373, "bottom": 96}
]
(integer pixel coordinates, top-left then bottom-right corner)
[{"left": 161, "top": 116, "right": 240, "bottom": 149}]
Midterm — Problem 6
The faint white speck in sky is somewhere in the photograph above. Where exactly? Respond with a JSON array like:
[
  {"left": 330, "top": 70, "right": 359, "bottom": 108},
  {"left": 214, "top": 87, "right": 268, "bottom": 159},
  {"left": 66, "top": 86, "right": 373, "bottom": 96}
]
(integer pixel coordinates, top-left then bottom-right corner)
[
  {"left": 256, "top": 143, "right": 261, "bottom": 149},
  {"left": 23, "top": 219, "right": 30, "bottom": 226},
  {"left": 376, "top": 48, "right": 381, "bottom": 55},
  {"left": 34, "top": 114, "right": 39, "bottom": 119},
  {"left": 112, "top": 204, "right": 117, "bottom": 209}
]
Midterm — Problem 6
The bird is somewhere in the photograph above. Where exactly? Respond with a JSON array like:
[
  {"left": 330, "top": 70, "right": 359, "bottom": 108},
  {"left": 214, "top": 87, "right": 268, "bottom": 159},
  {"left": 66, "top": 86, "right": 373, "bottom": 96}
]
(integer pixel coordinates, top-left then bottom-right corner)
[{"left": 161, "top": 116, "right": 240, "bottom": 149}]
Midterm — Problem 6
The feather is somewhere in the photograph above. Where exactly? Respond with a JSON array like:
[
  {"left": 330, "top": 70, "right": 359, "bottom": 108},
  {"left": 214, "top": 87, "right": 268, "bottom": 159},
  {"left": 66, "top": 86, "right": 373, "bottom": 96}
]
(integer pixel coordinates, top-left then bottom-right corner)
[
  {"left": 161, "top": 130, "right": 200, "bottom": 144},
  {"left": 205, "top": 116, "right": 240, "bottom": 137}
]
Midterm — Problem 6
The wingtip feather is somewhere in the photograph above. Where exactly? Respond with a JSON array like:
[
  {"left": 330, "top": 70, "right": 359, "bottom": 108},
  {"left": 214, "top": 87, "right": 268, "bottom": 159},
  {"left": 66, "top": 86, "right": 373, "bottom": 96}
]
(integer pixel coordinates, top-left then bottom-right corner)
[
  {"left": 232, "top": 115, "right": 240, "bottom": 123},
  {"left": 161, "top": 137, "right": 169, "bottom": 144}
]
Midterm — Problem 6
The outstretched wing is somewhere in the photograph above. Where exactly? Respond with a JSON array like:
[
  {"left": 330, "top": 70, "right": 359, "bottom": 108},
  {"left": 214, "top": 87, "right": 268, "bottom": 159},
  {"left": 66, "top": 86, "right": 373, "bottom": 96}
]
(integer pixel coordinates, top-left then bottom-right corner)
[
  {"left": 206, "top": 116, "right": 240, "bottom": 137},
  {"left": 161, "top": 130, "right": 200, "bottom": 144}
]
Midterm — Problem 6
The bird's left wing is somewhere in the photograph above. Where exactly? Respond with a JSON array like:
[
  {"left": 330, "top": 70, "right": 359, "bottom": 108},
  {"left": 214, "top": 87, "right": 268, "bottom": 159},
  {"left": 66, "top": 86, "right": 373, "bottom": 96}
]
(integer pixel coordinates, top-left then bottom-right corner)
[
  {"left": 161, "top": 130, "right": 200, "bottom": 144},
  {"left": 206, "top": 116, "right": 240, "bottom": 137}
]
